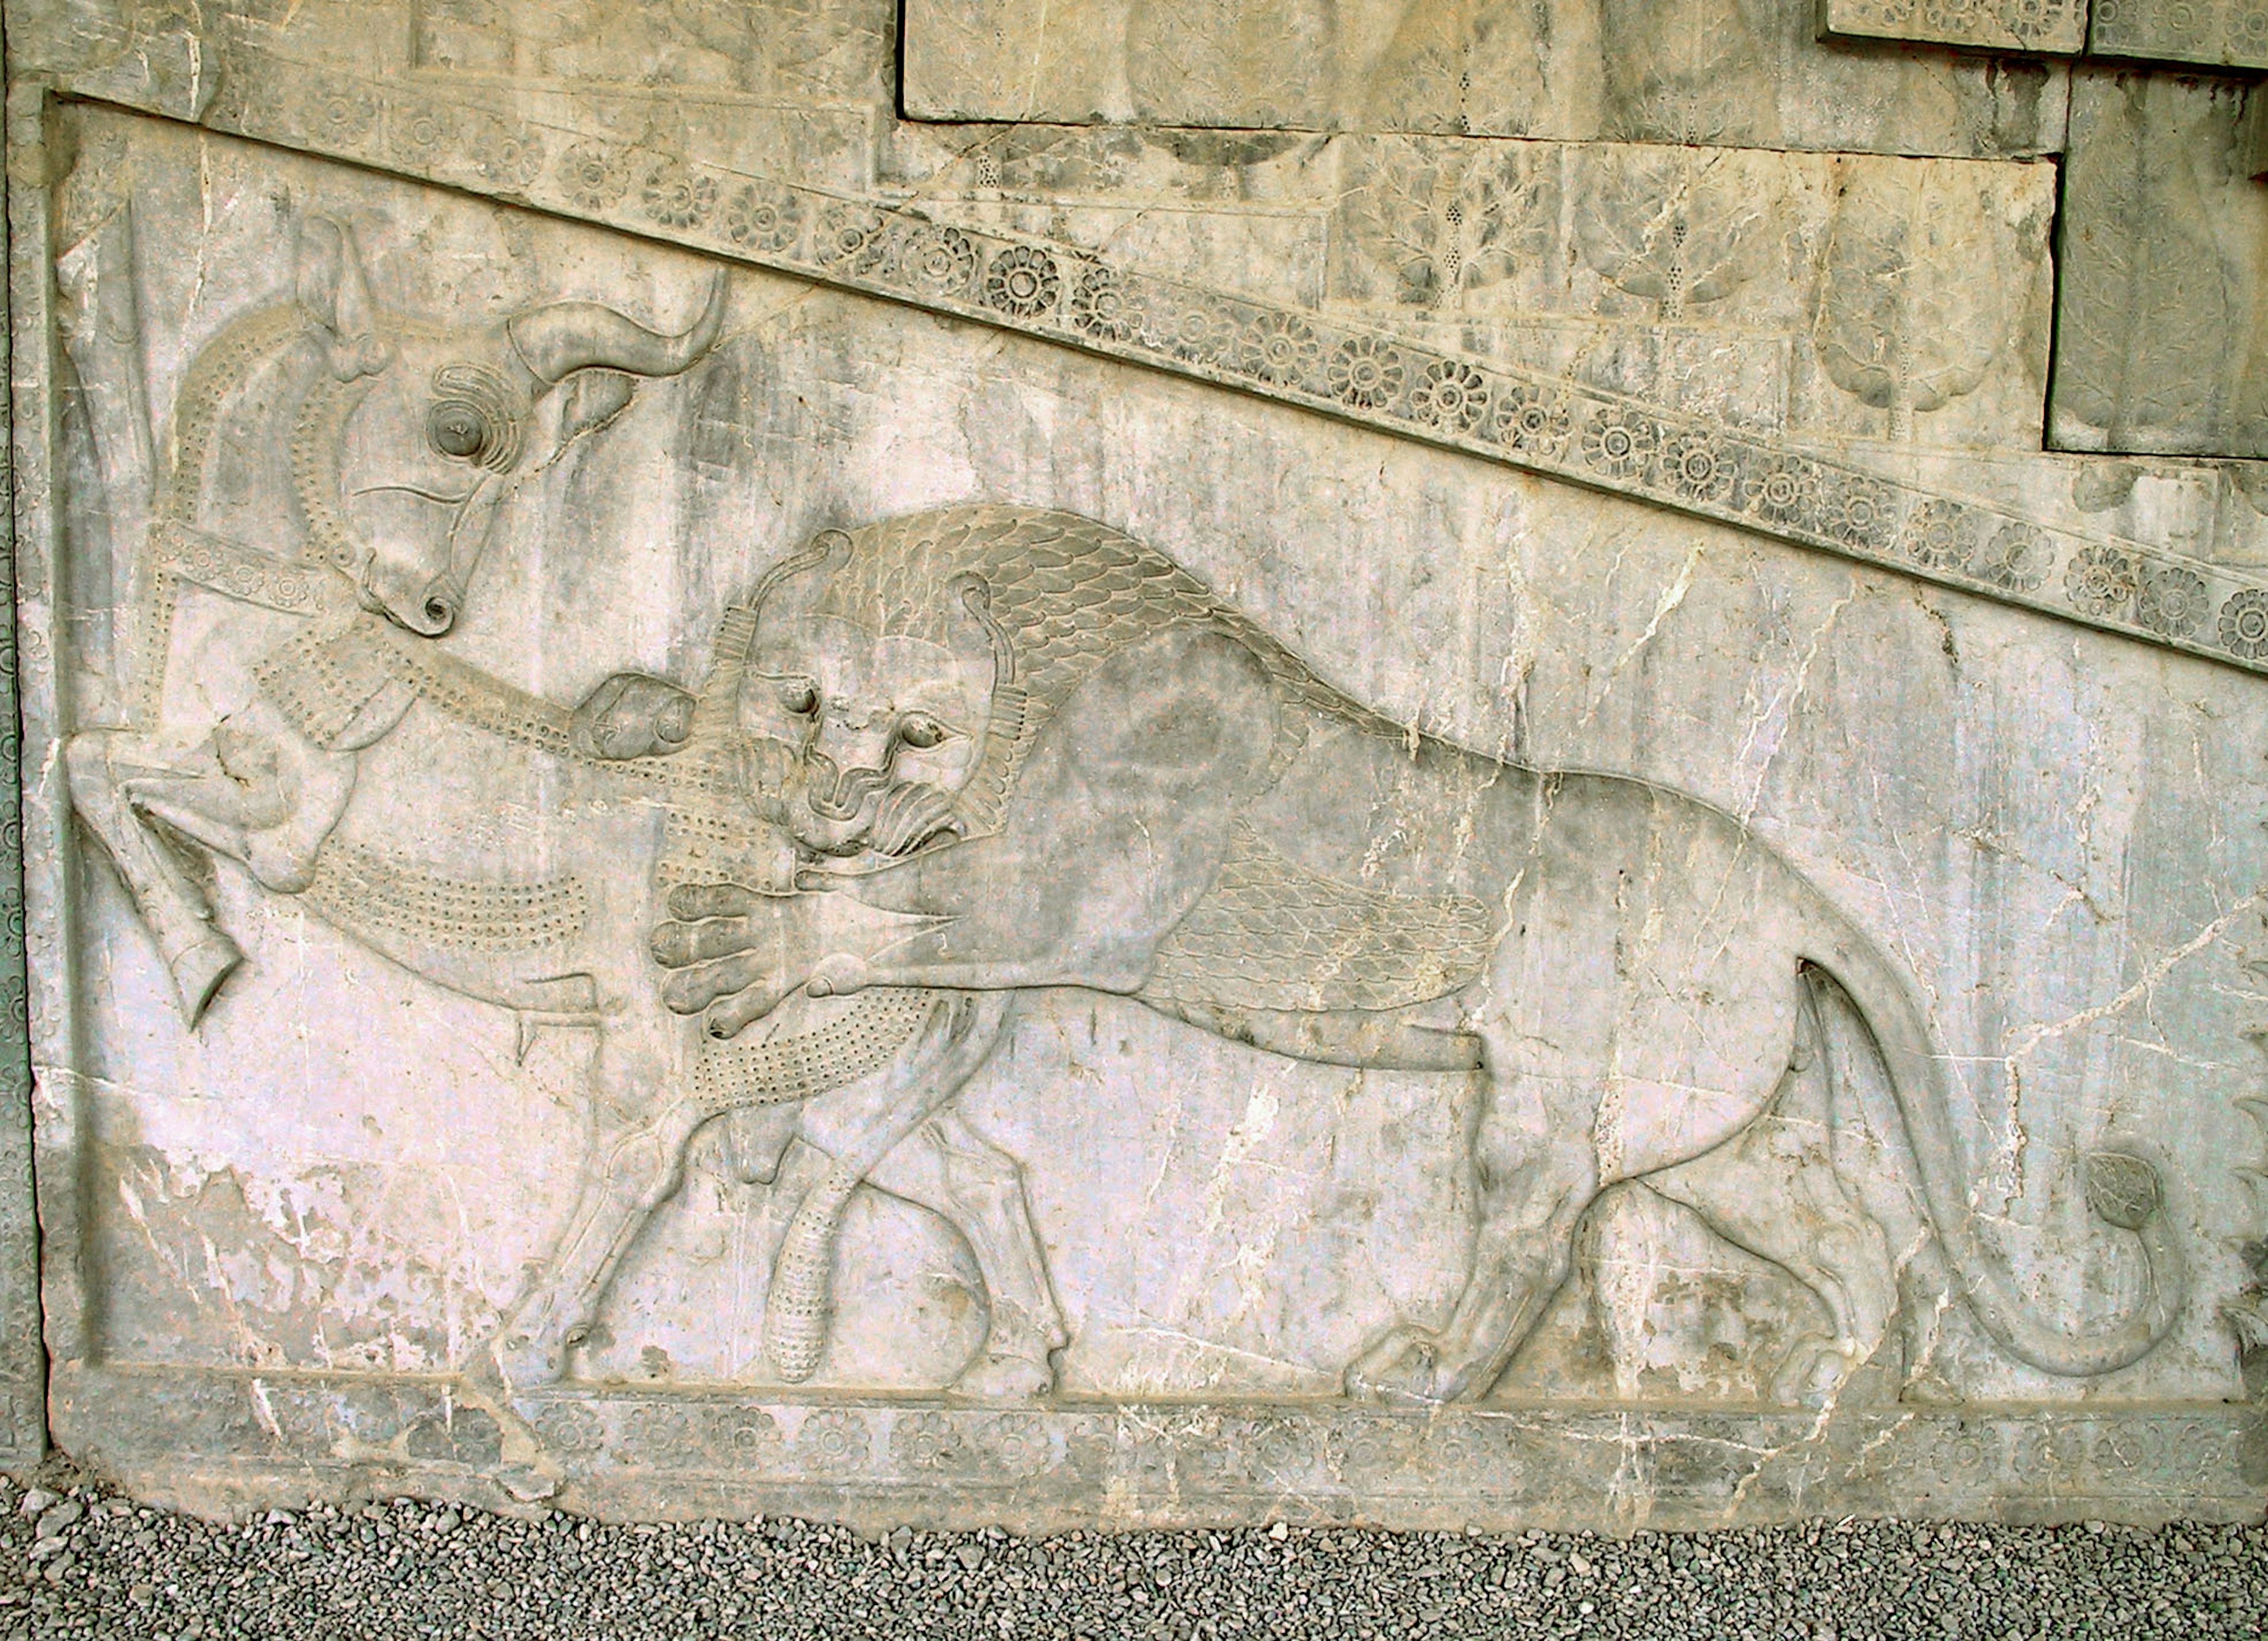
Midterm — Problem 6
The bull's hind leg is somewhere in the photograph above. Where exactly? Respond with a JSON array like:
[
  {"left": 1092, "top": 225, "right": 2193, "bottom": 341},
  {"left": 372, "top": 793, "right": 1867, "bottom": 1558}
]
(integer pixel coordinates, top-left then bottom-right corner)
[
  {"left": 761, "top": 993, "right": 1014, "bottom": 1383},
  {"left": 488, "top": 1097, "right": 712, "bottom": 1389},
  {"left": 866, "top": 1108, "right": 1065, "bottom": 1401},
  {"left": 1347, "top": 1067, "right": 1602, "bottom": 1405}
]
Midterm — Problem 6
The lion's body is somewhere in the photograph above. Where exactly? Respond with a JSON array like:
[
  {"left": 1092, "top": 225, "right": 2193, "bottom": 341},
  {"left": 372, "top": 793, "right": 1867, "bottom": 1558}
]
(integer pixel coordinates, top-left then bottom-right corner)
[{"left": 663, "top": 504, "right": 2184, "bottom": 1403}]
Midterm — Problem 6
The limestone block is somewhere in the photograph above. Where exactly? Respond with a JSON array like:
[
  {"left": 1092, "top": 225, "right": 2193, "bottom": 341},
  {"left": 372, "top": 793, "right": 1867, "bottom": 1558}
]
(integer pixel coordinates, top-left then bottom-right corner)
[
  {"left": 902, "top": 0, "right": 2071, "bottom": 158},
  {"left": 2091, "top": 0, "right": 2268, "bottom": 70},
  {"left": 2048, "top": 72, "right": 2268, "bottom": 458},
  {"left": 10, "top": 94, "right": 2268, "bottom": 1528},
  {"left": 1820, "top": 0, "right": 2088, "bottom": 54}
]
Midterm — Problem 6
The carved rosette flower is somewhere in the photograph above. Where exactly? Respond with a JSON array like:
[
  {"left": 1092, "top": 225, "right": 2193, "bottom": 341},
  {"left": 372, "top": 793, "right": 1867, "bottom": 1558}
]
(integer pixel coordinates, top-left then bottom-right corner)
[
  {"left": 1416, "top": 1418, "right": 1500, "bottom": 1479},
  {"left": 1969, "top": 522, "right": 2052, "bottom": 592},
  {"left": 794, "top": 1408, "right": 870, "bottom": 1474},
  {"left": 902, "top": 226, "right": 979, "bottom": 298},
  {"left": 1578, "top": 406, "right": 1659, "bottom": 479},
  {"left": 1657, "top": 429, "right": 1732, "bottom": 504},
  {"left": 2236, "top": 5, "right": 2268, "bottom": 56},
  {"left": 1237, "top": 311, "right": 1321, "bottom": 388},
  {"left": 1068, "top": 267, "right": 1146, "bottom": 342},
  {"left": 1238, "top": 1416, "right": 1317, "bottom": 1485},
  {"left": 1897, "top": 498, "right": 1976, "bottom": 570},
  {"left": 1818, "top": 474, "right": 1900, "bottom": 549},
  {"left": 391, "top": 104, "right": 459, "bottom": 170},
  {"left": 641, "top": 160, "right": 717, "bottom": 231},
  {"left": 982, "top": 246, "right": 1063, "bottom": 319},
  {"left": 2136, "top": 567, "right": 2209, "bottom": 638},
  {"left": 468, "top": 120, "right": 545, "bottom": 190},
  {"left": 1158, "top": 298, "right": 1238, "bottom": 367},
  {"left": 1327, "top": 336, "right": 1407, "bottom": 410},
  {"left": 1733, "top": 457, "right": 1823, "bottom": 528},
  {"left": 890, "top": 1411, "right": 966, "bottom": 1472},
  {"left": 557, "top": 143, "right": 627, "bottom": 213},
  {"left": 1410, "top": 358, "right": 1489, "bottom": 432},
  {"left": 533, "top": 1403, "right": 604, "bottom": 1456},
  {"left": 728, "top": 1410, "right": 784, "bottom": 1466},
  {"left": 722, "top": 185, "right": 804, "bottom": 253},
  {"left": 819, "top": 204, "right": 893, "bottom": 275},
  {"left": 1325, "top": 1416, "right": 1417, "bottom": 1482},
  {"left": 973, "top": 1412, "right": 1050, "bottom": 1479},
  {"left": 2220, "top": 589, "right": 2268, "bottom": 660},
  {"left": 2062, "top": 546, "right": 2142, "bottom": 620},
  {"left": 1482, "top": 383, "right": 1572, "bottom": 458},
  {"left": 295, "top": 84, "right": 378, "bottom": 148}
]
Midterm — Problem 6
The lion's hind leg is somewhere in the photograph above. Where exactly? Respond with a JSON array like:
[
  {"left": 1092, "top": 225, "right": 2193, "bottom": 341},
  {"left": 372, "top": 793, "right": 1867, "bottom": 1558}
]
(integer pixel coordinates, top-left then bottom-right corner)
[
  {"left": 1346, "top": 1062, "right": 1602, "bottom": 1406},
  {"left": 866, "top": 1108, "right": 1064, "bottom": 1402},
  {"left": 1641, "top": 984, "right": 1900, "bottom": 1408}
]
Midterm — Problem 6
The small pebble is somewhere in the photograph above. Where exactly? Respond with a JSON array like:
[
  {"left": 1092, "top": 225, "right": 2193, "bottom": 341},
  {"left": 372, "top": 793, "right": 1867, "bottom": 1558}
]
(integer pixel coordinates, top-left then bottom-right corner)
[
  {"left": 15, "top": 1489, "right": 51, "bottom": 1517},
  {"left": 0, "top": 1469, "right": 2259, "bottom": 1637}
]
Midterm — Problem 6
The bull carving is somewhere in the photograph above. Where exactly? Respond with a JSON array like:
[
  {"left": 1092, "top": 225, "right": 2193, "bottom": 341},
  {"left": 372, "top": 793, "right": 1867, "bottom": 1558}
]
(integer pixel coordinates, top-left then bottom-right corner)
[
  {"left": 62, "top": 222, "right": 1064, "bottom": 1406},
  {"left": 605, "top": 504, "right": 2190, "bottom": 1405},
  {"left": 66, "top": 217, "right": 725, "bottom": 1020}
]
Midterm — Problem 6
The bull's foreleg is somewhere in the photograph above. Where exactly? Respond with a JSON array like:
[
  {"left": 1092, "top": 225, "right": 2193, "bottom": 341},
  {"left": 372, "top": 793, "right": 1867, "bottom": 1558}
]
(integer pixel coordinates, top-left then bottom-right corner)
[
  {"left": 866, "top": 1107, "right": 1065, "bottom": 1401},
  {"left": 120, "top": 698, "right": 361, "bottom": 895},
  {"left": 64, "top": 728, "right": 245, "bottom": 1023}
]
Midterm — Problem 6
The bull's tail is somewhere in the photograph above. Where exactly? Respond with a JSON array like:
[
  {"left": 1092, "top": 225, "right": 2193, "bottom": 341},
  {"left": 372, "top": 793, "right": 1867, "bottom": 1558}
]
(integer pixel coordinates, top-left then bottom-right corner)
[{"left": 1803, "top": 921, "right": 2186, "bottom": 1377}]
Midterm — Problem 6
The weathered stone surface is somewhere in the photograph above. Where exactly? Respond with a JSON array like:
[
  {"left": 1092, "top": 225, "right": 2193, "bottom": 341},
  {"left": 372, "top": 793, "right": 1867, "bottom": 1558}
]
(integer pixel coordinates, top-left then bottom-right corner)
[
  {"left": 2091, "top": 0, "right": 2268, "bottom": 70},
  {"left": 4, "top": 2, "right": 2266, "bottom": 1531},
  {"left": 1822, "top": 0, "right": 2089, "bottom": 55},
  {"left": 2049, "top": 71, "right": 2268, "bottom": 458},
  {"left": 0, "top": 80, "right": 46, "bottom": 1472},
  {"left": 902, "top": 0, "right": 2071, "bottom": 157}
]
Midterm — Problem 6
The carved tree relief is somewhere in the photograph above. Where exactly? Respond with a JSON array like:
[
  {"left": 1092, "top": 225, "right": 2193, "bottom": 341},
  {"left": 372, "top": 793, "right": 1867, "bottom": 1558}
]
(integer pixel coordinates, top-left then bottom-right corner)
[
  {"left": 1572, "top": 152, "right": 1776, "bottom": 322},
  {"left": 1335, "top": 139, "right": 1555, "bottom": 311},
  {"left": 1816, "top": 165, "right": 2013, "bottom": 441}
]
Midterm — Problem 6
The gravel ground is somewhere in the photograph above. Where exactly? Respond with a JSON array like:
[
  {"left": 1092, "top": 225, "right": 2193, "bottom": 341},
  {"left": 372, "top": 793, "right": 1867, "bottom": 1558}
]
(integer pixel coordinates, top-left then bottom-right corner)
[{"left": 1, "top": 1463, "right": 2261, "bottom": 1639}]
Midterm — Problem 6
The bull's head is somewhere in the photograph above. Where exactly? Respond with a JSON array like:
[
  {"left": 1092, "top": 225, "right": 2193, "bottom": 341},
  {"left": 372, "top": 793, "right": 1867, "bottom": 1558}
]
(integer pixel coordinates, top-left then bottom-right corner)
[
  {"left": 291, "top": 218, "right": 726, "bottom": 635},
  {"left": 737, "top": 534, "right": 1019, "bottom": 863}
]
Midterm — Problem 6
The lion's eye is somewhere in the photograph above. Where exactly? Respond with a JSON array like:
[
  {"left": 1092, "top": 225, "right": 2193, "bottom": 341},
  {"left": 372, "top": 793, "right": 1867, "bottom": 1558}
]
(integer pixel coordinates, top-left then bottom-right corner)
[
  {"left": 897, "top": 713, "right": 946, "bottom": 751},
  {"left": 428, "top": 402, "right": 494, "bottom": 461},
  {"left": 778, "top": 680, "right": 820, "bottom": 716}
]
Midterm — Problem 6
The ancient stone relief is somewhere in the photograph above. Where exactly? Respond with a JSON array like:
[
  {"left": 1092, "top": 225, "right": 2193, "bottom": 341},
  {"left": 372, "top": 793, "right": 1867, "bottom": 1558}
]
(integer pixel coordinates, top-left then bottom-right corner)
[
  {"left": 14, "top": 103, "right": 2267, "bottom": 1529},
  {"left": 2050, "top": 71, "right": 2268, "bottom": 459},
  {"left": 902, "top": 0, "right": 2070, "bottom": 158},
  {"left": 8, "top": 2, "right": 2268, "bottom": 1526}
]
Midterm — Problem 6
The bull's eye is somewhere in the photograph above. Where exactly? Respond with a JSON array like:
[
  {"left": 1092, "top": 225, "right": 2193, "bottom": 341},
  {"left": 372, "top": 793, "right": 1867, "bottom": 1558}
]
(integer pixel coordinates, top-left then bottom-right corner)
[
  {"left": 897, "top": 713, "right": 946, "bottom": 751},
  {"left": 426, "top": 364, "right": 525, "bottom": 471},
  {"left": 778, "top": 679, "right": 820, "bottom": 717},
  {"left": 428, "top": 402, "right": 495, "bottom": 461}
]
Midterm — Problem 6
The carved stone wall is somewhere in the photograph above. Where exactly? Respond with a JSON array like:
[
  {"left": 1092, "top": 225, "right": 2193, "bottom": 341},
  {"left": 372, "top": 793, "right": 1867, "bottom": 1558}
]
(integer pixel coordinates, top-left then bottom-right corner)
[{"left": 2, "top": 0, "right": 2265, "bottom": 1528}]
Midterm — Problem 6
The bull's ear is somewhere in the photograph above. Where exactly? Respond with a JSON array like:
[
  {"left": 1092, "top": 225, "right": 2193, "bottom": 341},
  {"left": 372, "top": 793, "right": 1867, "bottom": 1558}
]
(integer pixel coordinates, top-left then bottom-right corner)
[
  {"left": 294, "top": 217, "right": 390, "bottom": 379},
  {"left": 558, "top": 369, "right": 636, "bottom": 441}
]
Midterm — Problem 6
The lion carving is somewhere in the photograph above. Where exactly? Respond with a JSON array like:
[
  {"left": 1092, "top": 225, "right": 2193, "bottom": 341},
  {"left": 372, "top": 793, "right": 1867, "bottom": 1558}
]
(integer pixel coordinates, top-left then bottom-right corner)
[{"left": 598, "top": 503, "right": 2185, "bottom": 1404}]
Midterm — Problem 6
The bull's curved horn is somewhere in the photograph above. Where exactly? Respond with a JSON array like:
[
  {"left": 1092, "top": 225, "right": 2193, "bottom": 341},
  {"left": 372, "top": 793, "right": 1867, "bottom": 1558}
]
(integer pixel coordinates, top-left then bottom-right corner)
[{"left": 507, "top": 270, "right": 728, "bottom": 383}]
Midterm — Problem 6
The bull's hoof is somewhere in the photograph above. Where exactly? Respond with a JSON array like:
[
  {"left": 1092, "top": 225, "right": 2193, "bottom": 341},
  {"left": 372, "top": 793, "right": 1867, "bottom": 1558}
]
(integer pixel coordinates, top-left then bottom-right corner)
[
  {"left": 487, "top": 1329, "right": 570, "bottom": 1392},
  {"left": 1768, "top": 1333, "right": 1860, "bottom": 1408},
  {"left": 1344, "top": 1326, "right": 1459, "bottom": 1405},
  {"left": 170, "top": 932, "right": 244, "bottom": 1026},
  {"left": 946, "top": 1351, "right": 1056, "bottom": 1404}
]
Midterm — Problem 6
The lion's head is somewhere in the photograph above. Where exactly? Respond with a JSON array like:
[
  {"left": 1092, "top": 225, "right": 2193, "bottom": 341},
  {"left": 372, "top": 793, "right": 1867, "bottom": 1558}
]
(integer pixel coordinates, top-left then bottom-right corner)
[{"left": 702, "top": 505, "right": 1392, "bottom": 866}]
